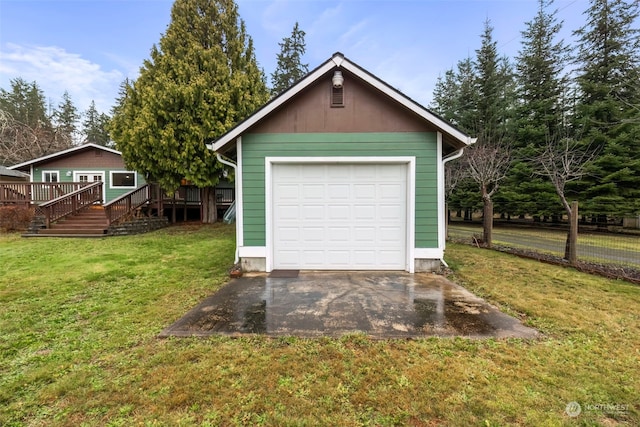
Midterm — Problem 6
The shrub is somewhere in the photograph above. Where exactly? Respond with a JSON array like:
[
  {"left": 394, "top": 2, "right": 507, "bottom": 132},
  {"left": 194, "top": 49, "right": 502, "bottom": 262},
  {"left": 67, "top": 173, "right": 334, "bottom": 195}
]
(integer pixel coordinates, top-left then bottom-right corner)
[{"left": 0, "top": 205, "right": 34, "bottom": 232}]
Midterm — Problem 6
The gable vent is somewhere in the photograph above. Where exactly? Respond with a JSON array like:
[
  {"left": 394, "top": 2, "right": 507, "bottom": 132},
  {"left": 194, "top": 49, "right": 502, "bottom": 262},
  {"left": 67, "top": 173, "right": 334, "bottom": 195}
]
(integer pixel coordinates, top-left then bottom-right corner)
[
  {"left": 331, "top": 70, "right": 345, "bottom": 107},
  {"left": 331, "top": 86, "right": 344, "bottom": 107}
]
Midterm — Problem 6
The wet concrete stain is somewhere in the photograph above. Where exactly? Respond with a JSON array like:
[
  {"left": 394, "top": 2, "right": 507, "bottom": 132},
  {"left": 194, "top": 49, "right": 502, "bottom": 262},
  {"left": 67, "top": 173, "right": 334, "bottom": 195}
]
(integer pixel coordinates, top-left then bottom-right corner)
[{"left": 159, "top": 272, "right": 539, "bottom": 339}]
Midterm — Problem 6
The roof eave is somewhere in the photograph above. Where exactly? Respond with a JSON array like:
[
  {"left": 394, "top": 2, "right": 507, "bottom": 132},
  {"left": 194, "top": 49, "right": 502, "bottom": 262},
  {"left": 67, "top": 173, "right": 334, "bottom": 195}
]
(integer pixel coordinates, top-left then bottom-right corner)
[
  {"left": 8, "top": 143, "right": 122, "bottom": 169},
  {"left": 210, "top": 52, "right": 474, "bottom": 152}
]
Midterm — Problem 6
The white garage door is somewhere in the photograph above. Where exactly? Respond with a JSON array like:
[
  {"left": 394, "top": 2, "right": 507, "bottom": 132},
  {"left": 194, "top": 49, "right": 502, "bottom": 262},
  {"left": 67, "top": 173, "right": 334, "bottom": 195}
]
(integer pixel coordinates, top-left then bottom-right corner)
[{"left": 272, "top": 163, "right": 407, "bottom": 270}]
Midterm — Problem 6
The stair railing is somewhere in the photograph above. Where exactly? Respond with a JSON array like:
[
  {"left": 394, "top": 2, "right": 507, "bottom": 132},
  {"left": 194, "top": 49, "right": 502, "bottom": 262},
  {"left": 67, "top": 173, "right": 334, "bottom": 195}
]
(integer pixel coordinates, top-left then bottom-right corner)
[
  {"left": 39, "top": 181, "right": 103, "bottom": 228},
  {"left": 104, "top": 183, "right": 157, "bottom": 226}
]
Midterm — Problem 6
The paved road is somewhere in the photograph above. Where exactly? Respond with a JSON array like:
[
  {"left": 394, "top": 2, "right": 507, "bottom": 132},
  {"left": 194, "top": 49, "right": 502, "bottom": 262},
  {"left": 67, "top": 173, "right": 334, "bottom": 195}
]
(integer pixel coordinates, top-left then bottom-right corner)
[{"left": 448, "top": 225, "right": 640, "bottom": 268}]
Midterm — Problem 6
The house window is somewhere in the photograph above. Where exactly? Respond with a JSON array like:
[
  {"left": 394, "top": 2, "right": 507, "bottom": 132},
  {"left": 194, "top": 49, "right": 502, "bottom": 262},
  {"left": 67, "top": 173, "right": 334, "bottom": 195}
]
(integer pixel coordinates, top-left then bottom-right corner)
[
  {"left": 110, "top": 171, "right": 136, "bottom": 188},
  {"left": 43, "top": 171, "right": 59, "bottom": 183}
]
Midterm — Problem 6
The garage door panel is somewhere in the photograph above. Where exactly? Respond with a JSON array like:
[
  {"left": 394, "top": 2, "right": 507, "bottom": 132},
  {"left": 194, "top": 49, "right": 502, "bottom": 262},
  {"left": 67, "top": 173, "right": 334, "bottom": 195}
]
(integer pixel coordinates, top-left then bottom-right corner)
[
  {"left": 379, "top": 204, "right": 404, "bottom": 220},
  {"left": 276, "top": 184, "right": 299, "bottom": 199},
  {"left": 302, "top": 250, "right": 325, "bottom": 265},
  {"left": 379, "top": 184, "right": 403, "bottom": 199},
  {"left": 354, "top": 205, "right": 376, "bottom": 220},
  {"left": 301, "top": 226, "right": 325, "bottom": 243},
  {"left": 302, "top": 205, "right": 324, "bottom": 220},
  {"left": 354, "top": 184, "right": 376, "bottom": 199},
  {"left": 328, "top": 227, "right": 350, "bottom": 242},
  {"left": 328, "top": 184, "right": 350, "bottom": 198},
  {"left": 302, "top": 184, "right": 324, "bottom": 199},
  {"left": 277, "top": 205, "right": 299, "bottom": 220},
  {"left": 328, "top": 205, "right": 350, "bottom": 220},
  {"left": 379, "top": 226, "right": 403, "bottom": 242},
  {"left": 273, "top": 163, "right": 407, "bottom": 270},
  {"left": 277, "top": 227, "right": 299, "bottom": 242},
  {"left": 326, "top": 251, "right": 350, "bottom": 265},
  {"left": 353, "top": 250, "right": 376, "bottom": 266}
]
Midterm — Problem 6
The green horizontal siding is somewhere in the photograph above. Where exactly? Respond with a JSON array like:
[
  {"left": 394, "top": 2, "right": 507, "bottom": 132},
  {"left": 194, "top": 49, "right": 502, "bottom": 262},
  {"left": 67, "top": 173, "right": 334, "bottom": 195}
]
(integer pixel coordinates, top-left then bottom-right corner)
[
  {"left": 33, "top": 167, "right": 146, "bottom": 203},
  {"left": 241, "top": 132, "right": 439, "bottom": 248}
]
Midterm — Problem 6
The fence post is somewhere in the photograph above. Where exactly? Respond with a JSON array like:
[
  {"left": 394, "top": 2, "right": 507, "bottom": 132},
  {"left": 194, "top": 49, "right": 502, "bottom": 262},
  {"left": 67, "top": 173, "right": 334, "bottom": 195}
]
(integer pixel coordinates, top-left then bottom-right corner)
[{"left": 568, "top": 201, "right": 579, "bottom": 265}]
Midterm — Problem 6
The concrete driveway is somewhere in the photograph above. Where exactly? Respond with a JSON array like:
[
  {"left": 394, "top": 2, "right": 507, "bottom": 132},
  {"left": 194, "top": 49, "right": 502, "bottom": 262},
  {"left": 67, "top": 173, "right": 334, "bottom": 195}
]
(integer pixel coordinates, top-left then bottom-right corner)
[{"left": 159, "top": 271, "right": 538, "bottom": 339}]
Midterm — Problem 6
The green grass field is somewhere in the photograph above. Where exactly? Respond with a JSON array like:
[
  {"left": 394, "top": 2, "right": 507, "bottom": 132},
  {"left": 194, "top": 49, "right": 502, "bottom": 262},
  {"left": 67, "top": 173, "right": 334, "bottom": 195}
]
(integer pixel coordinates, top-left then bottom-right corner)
[{"left": 1, "top": 224, "right": 638, "bottom": 426}]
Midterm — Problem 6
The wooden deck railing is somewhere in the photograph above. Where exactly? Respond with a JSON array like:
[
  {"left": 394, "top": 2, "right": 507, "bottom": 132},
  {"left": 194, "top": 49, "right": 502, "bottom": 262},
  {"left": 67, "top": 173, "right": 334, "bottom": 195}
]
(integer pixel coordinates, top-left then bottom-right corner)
[
  {"left": 104, "top": 183, "right": 157, "bottom": 225},
  {"left": 39, "top": 182, "right": 103, "bottom": 227},
  {"left": 0, "top": 182, "right": 91, "bottom": 205},
  {"left": 216, "top": 187, "right": 234, "bottom": 205}
]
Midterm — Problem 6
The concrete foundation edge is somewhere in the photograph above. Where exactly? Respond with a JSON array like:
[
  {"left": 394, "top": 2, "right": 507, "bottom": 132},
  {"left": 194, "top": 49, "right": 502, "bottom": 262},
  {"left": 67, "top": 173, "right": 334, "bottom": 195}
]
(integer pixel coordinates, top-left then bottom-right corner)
[
  {"left": 240, "top": 257, "right": 442, "bottom": 273},
  {"left": 241, "top": 257, "right": 266, "bottom": 272}
]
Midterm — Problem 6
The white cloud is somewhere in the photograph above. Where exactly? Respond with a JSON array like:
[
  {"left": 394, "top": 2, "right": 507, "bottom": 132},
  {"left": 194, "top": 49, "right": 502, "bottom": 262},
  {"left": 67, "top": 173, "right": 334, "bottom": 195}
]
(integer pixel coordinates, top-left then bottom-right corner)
[{"left": 0, "top": 43, "right": 123, "bottom": 114}]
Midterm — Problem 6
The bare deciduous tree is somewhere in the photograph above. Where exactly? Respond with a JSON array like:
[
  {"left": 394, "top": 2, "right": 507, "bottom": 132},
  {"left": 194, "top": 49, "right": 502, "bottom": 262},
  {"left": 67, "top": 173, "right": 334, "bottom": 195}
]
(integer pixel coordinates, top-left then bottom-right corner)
[
  {"left": 0, "top": 109, "right": 71, "bottom": 166},
  {"left": 466, "top": 142, "right": 511, "bottom": 247},
  {"left": 533, "top": 135, "right": 598, "bottom": 262}
]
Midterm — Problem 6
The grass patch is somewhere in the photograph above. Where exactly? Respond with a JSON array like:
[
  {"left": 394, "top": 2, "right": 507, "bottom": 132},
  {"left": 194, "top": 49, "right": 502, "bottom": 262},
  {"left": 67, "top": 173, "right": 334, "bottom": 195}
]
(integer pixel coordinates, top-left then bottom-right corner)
[{"left": 1, "top": 226, "right": 638, "bottom": 426}]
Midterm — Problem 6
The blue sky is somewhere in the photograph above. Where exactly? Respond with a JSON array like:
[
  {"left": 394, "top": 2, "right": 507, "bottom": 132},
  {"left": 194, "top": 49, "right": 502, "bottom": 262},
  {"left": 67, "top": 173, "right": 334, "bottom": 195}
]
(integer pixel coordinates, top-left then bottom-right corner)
[{"left": 0, "top": 0, "right": 591, "bottom": 115}]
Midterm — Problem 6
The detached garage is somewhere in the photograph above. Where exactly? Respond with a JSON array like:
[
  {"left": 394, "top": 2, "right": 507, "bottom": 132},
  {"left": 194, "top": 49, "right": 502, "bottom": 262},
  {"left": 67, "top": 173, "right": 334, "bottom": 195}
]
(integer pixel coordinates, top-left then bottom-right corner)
[{"left": 210, "top": 53, "right": 475, "bottom": 273}]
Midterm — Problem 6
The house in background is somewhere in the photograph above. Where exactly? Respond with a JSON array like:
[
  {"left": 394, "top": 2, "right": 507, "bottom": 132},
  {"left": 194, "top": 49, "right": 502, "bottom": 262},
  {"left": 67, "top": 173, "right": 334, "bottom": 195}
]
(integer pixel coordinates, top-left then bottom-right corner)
[
  {"left": 210, "top": 52, "right": 475, "bottom": 273},
  {"left": 8, "top": 143, "right": 144, "bottom": 204},
  {"left": 6, "top": 142, "right": 234, "bottom": 225},
  {"left": 0, "top": 166, "right": 29, "bottom": 182}
]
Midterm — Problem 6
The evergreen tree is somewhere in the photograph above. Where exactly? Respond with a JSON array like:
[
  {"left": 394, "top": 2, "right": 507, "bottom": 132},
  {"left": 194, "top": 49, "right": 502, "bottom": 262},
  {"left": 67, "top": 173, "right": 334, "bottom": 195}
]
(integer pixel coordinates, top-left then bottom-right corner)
[
  {"left": 573, "top": 0, "right": 640, "bottom": 217},
  {"left": 53, "top": 91, "right": 80, "bottom": 145},
  {"left": 466, "top": 20, "right": 515, "bottom": 246},
  {"left": 82, "top": 100, "right": 111, "bottom": 146},
  {"left": 0, "top": 78, "right": 50, "bottom": 128},
  {"left": 270, "top": 22, "right": 308, "bottom": 96},
  {"left": 431, "top": 22, "right": 515, "bottom": 245},
  {"left": 110, "top": 0, "right": 269, "bottom": 222},
  {"left": 0, "top": 78, "right": 68, "bottom": 165},
  {"left": 507, "top": 0, "right": 570, "bottom": 220}
]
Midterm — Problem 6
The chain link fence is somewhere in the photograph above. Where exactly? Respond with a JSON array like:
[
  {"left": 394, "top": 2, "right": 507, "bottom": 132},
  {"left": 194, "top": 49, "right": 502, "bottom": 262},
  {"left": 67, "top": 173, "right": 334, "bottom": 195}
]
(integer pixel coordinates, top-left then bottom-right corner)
[{"left": 447, "top": 221, "right": 640, "bottom": 272}]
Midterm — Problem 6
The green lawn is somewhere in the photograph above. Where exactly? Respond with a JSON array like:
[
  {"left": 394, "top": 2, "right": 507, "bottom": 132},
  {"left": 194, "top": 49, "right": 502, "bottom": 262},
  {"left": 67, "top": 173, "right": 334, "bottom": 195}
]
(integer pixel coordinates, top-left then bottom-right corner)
[{"left": 1, "top": 224, "right": 638, "bottom": 426}]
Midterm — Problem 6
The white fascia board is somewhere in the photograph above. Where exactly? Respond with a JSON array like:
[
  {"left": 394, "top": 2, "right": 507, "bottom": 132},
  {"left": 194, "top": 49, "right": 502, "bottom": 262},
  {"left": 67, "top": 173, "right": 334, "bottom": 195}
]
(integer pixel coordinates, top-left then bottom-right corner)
[{"left": 9, "top": 143, "right": 121, "bottom": 170}]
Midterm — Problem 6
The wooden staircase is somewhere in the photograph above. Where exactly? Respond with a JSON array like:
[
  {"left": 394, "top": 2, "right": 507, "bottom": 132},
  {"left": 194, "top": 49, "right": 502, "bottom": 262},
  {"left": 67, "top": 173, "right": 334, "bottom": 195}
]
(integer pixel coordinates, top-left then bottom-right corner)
[{"left": 32, "top": 206, "right": 109, "bottom": 237}]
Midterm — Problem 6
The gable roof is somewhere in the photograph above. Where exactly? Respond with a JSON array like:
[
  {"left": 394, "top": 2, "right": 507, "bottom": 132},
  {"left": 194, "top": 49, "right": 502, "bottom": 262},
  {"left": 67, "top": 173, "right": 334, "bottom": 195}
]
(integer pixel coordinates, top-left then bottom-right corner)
[
  {"left": 210, "top": 52, "right": 476, "bottom": 154},
  {"left": 8, "top": 143, "right": 122, "bottom": 170}
]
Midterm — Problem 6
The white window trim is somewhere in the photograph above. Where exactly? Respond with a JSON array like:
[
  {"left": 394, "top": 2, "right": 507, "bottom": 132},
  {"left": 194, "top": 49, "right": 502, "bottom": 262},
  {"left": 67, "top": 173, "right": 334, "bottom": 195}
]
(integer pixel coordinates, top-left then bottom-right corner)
[
  {"left": 264, "top": 156, "right": 416, "bottom": 273},
  {"left": 109, "top": 171, "right": 137, "bottom": 189},
  {"left": 42, "top": 170, "right": 59, "bottom": 183},
  {"left": 73, "top": 171, "right": 106, "bottom": 202}
]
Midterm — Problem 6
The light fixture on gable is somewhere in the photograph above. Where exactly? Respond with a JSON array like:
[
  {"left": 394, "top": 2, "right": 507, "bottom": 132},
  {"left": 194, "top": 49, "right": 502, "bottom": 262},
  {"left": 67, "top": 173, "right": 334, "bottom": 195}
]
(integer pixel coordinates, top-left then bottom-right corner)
[{"left": 332, "top": 71, "right": 344, "bottom": 88}]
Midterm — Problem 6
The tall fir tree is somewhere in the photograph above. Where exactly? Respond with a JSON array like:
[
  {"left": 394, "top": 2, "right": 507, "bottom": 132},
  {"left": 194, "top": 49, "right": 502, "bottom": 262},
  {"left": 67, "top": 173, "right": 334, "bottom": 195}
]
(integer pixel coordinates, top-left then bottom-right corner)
[
  {"left": 270, "top": 22, "right": 308, "bottom": 96},
  {"left": 110, "top": 0, "right": 269, "bottom": 222},
  {"left": 0, "top": 78, "right": 68, "bottom": 165},
  {"left": 431, "top": 21, "right": 515, "bottom": 245},
  {"left": 466, "top": 20, "right": 515, "bottom": 246},
  {"left": 82, "top": 100, "right": 111, "bottom": 146},
  {"left": 573, "top": 0, "right": 640, "bottom": 217},
  {"left": 0, "top": 78, "right": 50, "bottom": 128},
  {"left": 506, "top": 0, "right": 570, "bottom": 220},
  {"left": 53, "top": 91, "right": 79, "bottom": 145}
]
